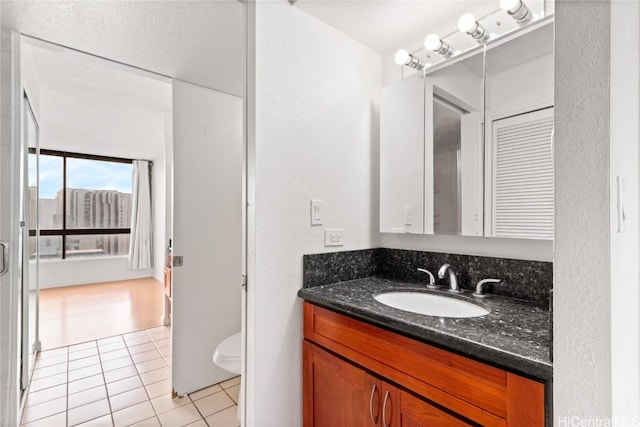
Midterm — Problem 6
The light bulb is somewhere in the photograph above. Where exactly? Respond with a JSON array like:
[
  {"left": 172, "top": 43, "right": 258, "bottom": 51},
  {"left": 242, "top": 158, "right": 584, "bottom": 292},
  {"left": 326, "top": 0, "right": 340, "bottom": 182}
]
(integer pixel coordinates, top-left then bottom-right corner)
[
  {"left": 500, "top": 0, "right": 521, "bottom": 12},
  {"left": 394, "top": 49, "right": 410, "bottom": 65},
  {"left": 458, "top": 13, "right": 478, "bottom": 33},
  {"left": 424, "top": 34, "right": 442, "bottom": 52}
]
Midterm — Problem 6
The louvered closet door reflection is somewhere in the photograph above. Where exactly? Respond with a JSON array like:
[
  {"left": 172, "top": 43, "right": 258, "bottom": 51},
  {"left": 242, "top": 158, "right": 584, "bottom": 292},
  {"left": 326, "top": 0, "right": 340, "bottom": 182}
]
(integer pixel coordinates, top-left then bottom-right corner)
[{"left": 491, "top": 107, "right": 554, "bottom": 240}]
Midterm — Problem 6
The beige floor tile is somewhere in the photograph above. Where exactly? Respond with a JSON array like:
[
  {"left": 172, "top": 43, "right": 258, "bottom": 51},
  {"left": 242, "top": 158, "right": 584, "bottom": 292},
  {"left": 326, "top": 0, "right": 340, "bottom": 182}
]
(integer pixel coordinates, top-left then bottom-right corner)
[
  {"left": 99, "top": 348, "right": 130, "bottom": 362},
  {"left": 224, "top": 385, "right": 240, "bottom": 404},
  {"left": 192, "top": 391, "right": 234, "bottom": 418},
  {"left": 123, "top": 331, "right": 148, "bottom": 339},
  {"left": 204, "top": 406, "right": 239, "bottom": 427},
  {"left": 135, "top": 358, "right": 167, "bottom": 374},
  {"left": 140, "top": 367, "right": 171, "bottom": 386},
  {"left": 124, "top": 335, "right": 152, "bottom": 347},
  {"left": 187, "top": 385, "right": 222, "bottom": 401},
  {"left": 132, "top": 350, "right": 163, "bottom": 364},
  {"left": 150, "top": 393, "right": 190, "bottom": 415},
  {"left": 20, "top": 411, "right": 66, "bottom": 427},
  {"left": 31, "top": 363, "right": 67, "bottom": 381},
  {"left": 69, "top": 347, "right": 99, "bottom": 361},
  {"left": 185, "top": 420, "right": 208, "bottom": 427},
  {"left": 163, "top": 356, "right": 172, "bottom": 366},
  {"left": 98, "top": 341, "right": 127, "bottom": 354},
  {"left": 148, "top": 330, "right": 171, "bottom": 340},
  {"left": 157, "top": 403, "right": 202, "bottom": 427},
  {"left": 68, "top": 399, "right": 110, "bottom": 426},
  {"left": 145, "top": 326, "right": 170, "bottom": 335},
  {"left": 106, "top": 375, "right": 144, "bottom": 397},
  {"left": 20, "top": 397, "right": 66, "bottom": 424},
  {"left": 25, "top": 384, "right": 66, "bottom": 408},
  {"left": 152, "top": 338, "right": 171, "bottom": 349},
  {"left": 128, "top": 343, "right": 157, "bottom": 355},
  {"left": 109, "top": 387, "right": 149, "bottom": 412},
  {"left": 157, "top": 346, "right": 171, "bottom": 357},
  {"left": 145, "top": 379, "right": 172, "bottom": 400},
  {"left": 112, "top": 401, "right": 155, "bottom": 427},
  {"left": 104, "top": 365, "right": 138, "bottom": 383},
  {"left": 29, "top": 372, "right": 68, "bottom": 392},
  {"left": 130, "top": 417, "right": 161, "bottom": 427},
  {"left": 68, "top": 364, "right": 103, "bottom": 382},
  {"left": 69, "top": 385, "right": 108, "bottom": 409},
  {"left": 98, "top": 336, "right": 124, "bottom": 346},
  {"left": 37, "top": 347, "right": 67, "bottom": 359},
  {"left": 69, "top": 342, "right": 97, "bottom": 353},
  {"left": 219, "top": 377, "right": 240, "bottom": 390},
  {"left": 76, "top": 414, "right": 114, "bottom": 427},
  {"left": 69, "top": 355, "right": 101, "bottom": 372},
  {"left": 68, "top": 374, "right": 105, "bottom": 395},
  {"left": 34, "top": 354, "right": 67, "bottom": 369},
  {"left": 102, "top": 356, "right": 134, "bottom": 372}
]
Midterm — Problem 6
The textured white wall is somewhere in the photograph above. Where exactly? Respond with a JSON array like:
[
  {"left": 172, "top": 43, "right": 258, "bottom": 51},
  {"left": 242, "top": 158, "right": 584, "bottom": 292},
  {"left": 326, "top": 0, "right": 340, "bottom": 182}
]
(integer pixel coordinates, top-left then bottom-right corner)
[
  {"left": 554, "top": 0, "right": 611, "bottom": 421},
  {"left": 249, "top": 2, "right": 380, "bottom": 424},
  {"left": 610, "top": 0, "right": 640, "bottom": 419}
]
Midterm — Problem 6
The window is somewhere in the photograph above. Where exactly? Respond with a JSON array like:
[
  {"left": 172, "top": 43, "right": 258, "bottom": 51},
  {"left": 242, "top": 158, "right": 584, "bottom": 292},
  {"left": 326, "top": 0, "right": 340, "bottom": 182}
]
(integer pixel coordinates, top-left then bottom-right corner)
[{"left": 29, "top": 149, "right": 135, "bottom": 259}]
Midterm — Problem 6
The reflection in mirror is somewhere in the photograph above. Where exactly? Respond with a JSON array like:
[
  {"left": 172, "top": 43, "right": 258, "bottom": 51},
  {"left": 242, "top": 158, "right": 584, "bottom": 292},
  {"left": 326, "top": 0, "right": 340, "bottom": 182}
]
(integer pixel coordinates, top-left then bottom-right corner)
[
  {"left": 426, "top": 52, "right": 484, "bottom": 237},
  {"left": 484, "top": 22, "right": 554, "bottom": 240}
]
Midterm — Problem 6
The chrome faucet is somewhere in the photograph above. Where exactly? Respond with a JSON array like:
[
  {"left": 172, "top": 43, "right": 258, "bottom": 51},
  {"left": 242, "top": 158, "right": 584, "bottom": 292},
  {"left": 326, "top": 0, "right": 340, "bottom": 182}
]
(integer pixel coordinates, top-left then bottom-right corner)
[
  {"left": 438, "top": 264, "right": 460, "bottom": 293},
  {"left": 416, "top": 268, "right": 437, "bottom": 289},
  {"left": 473, "top": 278, "right": 501, "bottom": 298}
]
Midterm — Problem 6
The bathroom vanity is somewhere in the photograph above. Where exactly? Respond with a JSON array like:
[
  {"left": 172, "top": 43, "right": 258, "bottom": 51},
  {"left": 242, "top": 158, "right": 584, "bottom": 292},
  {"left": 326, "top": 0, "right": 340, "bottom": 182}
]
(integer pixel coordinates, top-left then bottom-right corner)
[{"left": 299, "top": 263, "right": 552, "bottom": 426}]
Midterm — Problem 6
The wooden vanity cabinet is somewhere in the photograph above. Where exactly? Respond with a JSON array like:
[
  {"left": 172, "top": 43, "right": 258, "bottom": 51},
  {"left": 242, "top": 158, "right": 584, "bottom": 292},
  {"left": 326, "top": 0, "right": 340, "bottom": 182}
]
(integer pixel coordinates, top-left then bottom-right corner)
[{"left": 303, "top": 302, "right": 545, "bottom": 427}]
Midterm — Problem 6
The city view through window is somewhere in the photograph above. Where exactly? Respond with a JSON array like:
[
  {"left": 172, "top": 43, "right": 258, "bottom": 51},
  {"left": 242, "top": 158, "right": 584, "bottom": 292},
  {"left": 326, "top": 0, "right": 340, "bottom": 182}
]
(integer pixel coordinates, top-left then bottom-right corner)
[{"left": 29, "top": 152, "right": 133, "bottom": 259}]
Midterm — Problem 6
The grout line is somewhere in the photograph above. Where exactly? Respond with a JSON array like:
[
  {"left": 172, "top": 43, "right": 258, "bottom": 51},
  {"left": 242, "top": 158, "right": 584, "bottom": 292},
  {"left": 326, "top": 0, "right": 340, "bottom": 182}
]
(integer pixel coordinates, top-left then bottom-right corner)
[
  {"left": 96, "top": 338, "right": 116, "bottom": 427},
  {"left": 66, "top": 346, "right": 70, "bottom": 427},
  {"left": 187, "top": 393, "right": 210, "bottom": 427}
]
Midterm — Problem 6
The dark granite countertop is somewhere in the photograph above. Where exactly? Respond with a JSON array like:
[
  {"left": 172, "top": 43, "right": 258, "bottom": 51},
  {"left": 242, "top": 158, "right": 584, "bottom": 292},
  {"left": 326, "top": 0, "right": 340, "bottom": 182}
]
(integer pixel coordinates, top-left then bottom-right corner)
[{"left": 298, "top": 277, "right": 552, "bottom": 381}]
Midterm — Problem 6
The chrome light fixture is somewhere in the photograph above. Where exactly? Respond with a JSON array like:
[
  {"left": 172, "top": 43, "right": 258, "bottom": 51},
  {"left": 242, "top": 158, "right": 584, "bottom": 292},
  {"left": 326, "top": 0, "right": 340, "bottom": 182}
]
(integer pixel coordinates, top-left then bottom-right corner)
[
  {"left": 500, "top": 0, "right": 532, "bottom": 25},
  {"left": 394, "top": 49, "right": 427, "bottom": 71},
  {"left": 458, "top": 13, "right": 490, "bottom": 44},
  {"left": 424, "top": 34, "right": 454, "bottom": 57}
]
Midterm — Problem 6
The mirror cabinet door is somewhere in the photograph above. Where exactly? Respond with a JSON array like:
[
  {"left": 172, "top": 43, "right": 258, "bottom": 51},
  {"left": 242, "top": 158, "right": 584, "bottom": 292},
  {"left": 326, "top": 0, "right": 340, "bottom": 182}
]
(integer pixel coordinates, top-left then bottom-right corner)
[{"left": 380, "top": 75, "right": 425, "bottom": 234}]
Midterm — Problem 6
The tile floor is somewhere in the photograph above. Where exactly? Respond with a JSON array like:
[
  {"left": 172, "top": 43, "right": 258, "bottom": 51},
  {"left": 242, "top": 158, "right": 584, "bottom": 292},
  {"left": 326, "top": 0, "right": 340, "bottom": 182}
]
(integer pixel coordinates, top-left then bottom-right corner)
[{"left": 21, "top": 326, "right": 240, "bottom": 427}]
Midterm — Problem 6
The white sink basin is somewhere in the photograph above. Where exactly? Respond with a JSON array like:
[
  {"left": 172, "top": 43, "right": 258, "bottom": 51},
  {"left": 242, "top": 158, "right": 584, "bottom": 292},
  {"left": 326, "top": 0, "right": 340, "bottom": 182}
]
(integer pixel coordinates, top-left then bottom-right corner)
[{"left": 374, "top": 292, "right": 490, "bottom": 318}]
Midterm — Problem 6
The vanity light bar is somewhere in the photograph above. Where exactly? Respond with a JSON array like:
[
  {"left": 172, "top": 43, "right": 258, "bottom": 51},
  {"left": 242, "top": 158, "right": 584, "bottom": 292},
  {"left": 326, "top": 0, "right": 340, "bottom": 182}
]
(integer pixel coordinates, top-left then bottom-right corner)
[
  {"left": 500, "top": 0, "right": 532, "bottom": 25},
  {"left": 424, "top": 34, "right": 454, "bottom": 57},
  {"left": 458, "top": 13, "right": 490, "bottom": 44},
  {"left": 394, "top": 49, "right": 427, "bottom": 71}
]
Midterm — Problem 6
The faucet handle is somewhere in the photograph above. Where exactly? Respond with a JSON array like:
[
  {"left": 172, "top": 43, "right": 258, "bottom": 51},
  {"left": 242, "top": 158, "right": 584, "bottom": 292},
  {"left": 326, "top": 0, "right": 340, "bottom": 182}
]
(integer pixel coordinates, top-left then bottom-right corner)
[
  {"left": 416, "top": 268, "right": 437, "bottom": 289},
  {"left": 473, "top": 278, "right": 501, "bottom": 298}
]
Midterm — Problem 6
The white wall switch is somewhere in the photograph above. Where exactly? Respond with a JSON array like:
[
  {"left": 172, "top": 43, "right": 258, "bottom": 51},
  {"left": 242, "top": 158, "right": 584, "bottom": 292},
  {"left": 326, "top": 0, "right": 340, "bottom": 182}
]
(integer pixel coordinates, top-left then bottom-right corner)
[
  {"left": 324, "top": 229, "right": 344, "bottom": 246},
  {"left": 311, "top": 200, "right": 322, "bottom": 225}
]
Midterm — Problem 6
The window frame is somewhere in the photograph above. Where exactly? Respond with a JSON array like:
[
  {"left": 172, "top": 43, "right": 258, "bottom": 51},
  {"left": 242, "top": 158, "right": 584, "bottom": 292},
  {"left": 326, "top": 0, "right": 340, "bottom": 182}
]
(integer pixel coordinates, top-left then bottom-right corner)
[{"left": 28, "top": 148, "right": 135, "bottom": 259}]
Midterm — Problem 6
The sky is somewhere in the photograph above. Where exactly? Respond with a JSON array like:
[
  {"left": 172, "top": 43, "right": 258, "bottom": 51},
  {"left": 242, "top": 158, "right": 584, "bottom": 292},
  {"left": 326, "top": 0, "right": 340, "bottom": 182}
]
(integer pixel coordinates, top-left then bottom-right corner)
[{"left": 29, "top": 154, "right": 132, "bottom": 199}]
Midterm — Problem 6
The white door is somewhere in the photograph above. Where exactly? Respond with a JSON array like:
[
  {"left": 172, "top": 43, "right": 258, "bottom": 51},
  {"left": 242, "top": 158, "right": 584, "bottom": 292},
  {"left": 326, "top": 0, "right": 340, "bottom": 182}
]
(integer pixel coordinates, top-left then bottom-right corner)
[
  {"left": 0, "top": 29, "right": 23, "bottom": 427},
  {"left": 171, "top": 80, "right": 243, "bottom": 395}
]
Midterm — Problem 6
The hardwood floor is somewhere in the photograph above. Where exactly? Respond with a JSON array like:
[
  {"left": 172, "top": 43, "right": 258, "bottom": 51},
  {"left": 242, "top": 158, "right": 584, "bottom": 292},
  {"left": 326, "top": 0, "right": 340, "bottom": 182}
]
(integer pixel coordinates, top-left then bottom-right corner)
[{"left": 39, "top": 277, "right": 165, "bottom": 350}]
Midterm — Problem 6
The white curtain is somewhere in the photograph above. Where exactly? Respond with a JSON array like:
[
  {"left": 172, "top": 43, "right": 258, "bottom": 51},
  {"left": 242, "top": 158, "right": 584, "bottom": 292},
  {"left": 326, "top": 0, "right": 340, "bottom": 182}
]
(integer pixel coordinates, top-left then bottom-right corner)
[{"left": 129, "top": 160, "right": 152, "bottom": 270}]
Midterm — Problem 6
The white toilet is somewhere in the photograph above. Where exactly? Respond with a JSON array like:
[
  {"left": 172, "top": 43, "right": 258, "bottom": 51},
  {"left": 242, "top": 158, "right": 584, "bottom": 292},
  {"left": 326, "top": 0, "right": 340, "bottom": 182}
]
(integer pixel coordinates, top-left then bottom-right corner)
[
  {"left": 213, "top": 331, "right": 241, "bottom": 375},
  {"left": 213, "top": 331, "right": 243, "bottom": 421}
]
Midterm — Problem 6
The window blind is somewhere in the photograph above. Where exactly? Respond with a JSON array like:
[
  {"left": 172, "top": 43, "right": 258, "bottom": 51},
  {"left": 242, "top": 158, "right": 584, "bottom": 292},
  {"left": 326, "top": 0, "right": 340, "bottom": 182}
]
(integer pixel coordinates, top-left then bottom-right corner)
[{"left": 492, "top": 107, "right": 554, "bottom": 239}]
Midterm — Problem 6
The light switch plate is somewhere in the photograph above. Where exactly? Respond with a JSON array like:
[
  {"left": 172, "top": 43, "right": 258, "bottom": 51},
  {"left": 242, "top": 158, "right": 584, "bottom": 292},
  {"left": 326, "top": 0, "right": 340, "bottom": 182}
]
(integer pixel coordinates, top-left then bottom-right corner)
[
  {"left": 311, "top": 200, "right": 322, "bottom": 226},
  {"left": 324, "top": 229, "right": 344, "bottom": 246}
]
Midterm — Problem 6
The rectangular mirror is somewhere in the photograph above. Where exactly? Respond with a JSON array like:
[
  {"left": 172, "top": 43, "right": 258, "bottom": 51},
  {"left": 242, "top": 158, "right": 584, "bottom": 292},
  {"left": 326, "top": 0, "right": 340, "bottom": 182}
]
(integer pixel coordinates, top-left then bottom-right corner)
[{"left": 380, "top": 19, "right": 554, "bottom": 240}]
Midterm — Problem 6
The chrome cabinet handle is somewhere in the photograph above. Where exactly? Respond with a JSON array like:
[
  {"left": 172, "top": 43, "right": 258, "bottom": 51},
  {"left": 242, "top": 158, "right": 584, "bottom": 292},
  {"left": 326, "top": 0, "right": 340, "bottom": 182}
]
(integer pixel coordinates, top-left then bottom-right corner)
[
  {"left": 382, "top": 390, "right": 390, "bottom": 427},
  {"left": 0, "top": 242, "right": 8, "bottom": 276},
  {"left": 369, "top": 383, "right": 379, "bottom": 424}
]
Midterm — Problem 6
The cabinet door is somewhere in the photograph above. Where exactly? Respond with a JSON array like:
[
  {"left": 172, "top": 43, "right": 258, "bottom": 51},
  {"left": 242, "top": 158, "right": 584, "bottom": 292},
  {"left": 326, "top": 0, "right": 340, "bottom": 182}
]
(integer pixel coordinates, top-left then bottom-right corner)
[
  {"left": 399, "top": 390, "right": 475, "bottom": 427},
  {"left": 303, "top": 341, "right": 375, "bottom": 427}
]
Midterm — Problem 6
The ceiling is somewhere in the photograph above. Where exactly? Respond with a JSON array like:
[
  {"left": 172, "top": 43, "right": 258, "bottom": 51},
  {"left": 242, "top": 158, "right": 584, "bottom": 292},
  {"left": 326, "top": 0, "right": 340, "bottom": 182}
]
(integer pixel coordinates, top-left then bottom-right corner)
[
  {"left": 1, "top": 0, "right": 244, "bottom": 96},
  {"left": 24, "top": 38, "right": 172, "bottom": 160}
]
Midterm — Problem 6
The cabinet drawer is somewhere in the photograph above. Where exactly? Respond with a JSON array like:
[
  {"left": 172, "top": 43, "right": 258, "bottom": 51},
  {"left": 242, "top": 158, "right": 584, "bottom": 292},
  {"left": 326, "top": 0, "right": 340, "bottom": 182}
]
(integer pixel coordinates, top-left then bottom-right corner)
[{"left": 304, "top": 303, "right": 544, "bottom": 426}]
